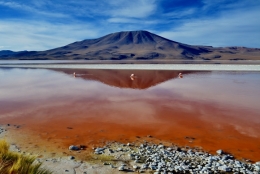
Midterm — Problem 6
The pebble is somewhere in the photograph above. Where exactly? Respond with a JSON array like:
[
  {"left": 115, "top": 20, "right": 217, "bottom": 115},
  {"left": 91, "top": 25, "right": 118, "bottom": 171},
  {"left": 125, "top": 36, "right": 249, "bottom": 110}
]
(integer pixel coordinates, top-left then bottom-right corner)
[
  {"left": 108, "top": 149, "right": 114, "bottom": 153},
  {"left": 158, "top": 145, "right": 164, "bottom": 149},
  {"left": 218, "top": 165, "right": 232, "bottom": 172},
  {"left": 94, "top": 147, "right": 105, "bottom": 154},
  {"left": 216, "top": 149, "right": 223, "bottom": 155},
  {"left": 133, "top": 165, "right": 139, "bottom": 169},
  {"left": 93, "top": 143, "right": 260, "bottom": 174},
  {"left": 68, "top": 156, "right": 75, "bottom": 160},
  {"left": 117, "top": 148, "right": 123, "bottom": 151},
  {"left": 68, "top": 145, "right": 80, "bottom": 151},
  {"left": 118, "top": 166, "right": 125, "bottom": 171}
]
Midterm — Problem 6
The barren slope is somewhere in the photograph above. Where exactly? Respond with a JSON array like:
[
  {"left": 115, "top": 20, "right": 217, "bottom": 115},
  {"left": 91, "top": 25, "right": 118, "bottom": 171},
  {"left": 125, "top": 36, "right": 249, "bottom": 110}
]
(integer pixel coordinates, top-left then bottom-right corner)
[{"left": 1, "top": 30, "right": 260, "bottom": 60}]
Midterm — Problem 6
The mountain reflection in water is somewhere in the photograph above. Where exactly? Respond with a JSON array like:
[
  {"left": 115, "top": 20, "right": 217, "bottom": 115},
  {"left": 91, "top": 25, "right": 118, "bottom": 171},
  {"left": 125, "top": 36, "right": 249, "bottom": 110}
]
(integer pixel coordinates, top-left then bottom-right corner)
[
  {"left": 55, "top": 69, "right": 194, "bottom": 89},
  {"left": 0, "top": 68, "right": 260, "bottom": 161}
]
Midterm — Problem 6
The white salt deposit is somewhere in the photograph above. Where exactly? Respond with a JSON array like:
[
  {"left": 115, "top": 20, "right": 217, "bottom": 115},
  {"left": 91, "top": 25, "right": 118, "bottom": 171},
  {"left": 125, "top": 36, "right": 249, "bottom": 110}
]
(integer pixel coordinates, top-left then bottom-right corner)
[{"left": 1, "top": 64, "right": 260, "bottom": 71}]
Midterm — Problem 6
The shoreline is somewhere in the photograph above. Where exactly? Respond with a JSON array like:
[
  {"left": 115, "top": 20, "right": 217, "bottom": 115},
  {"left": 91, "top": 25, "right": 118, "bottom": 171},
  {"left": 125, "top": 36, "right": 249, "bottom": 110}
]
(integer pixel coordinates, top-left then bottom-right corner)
[
  {"left": 1, "top": 63, "right": 260, "bottom": 71},
  {"left": 1, "top": 125, "right": 260, "bottom": 173},
  {"left": 1, "top": 67, "right": 260, "bottom": 173},
  {"left": 1, "top": 59, "right": 260, "bottom": 65}
]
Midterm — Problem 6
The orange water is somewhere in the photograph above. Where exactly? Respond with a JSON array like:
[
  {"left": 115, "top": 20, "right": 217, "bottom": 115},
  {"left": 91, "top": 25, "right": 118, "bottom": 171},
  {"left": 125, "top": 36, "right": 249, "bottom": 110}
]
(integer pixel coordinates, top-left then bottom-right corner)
[{"left": 0, "top": 68, "right": 260, "bottom": 161}]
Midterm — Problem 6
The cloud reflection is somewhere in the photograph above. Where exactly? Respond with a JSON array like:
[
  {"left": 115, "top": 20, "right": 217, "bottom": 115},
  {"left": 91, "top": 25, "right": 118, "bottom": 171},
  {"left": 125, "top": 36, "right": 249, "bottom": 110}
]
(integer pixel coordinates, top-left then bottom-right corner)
[{"left": 0, "top": 68, "right": 260, "bottom": 146}]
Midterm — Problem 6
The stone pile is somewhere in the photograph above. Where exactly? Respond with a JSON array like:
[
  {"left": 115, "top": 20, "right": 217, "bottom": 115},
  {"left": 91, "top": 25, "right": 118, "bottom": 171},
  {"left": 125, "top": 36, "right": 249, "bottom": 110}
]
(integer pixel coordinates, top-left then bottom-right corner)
[{"left": 94, "top": 143, "right": 260, "bottom": 174}]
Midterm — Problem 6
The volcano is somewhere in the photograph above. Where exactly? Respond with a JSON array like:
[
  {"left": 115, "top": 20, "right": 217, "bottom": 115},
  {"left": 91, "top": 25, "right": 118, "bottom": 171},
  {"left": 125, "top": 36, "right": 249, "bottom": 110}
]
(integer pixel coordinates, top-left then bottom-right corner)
[{"left": 1, "top": 30, "right": 260, "bottom": 60}]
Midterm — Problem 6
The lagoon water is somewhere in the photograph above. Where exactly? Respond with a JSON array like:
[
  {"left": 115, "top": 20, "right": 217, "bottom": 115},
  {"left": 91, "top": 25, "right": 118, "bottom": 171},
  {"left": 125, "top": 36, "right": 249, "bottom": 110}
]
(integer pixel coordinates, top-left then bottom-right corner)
[{"left": 0, "top": 66, "right": 260, "bottom": 161}]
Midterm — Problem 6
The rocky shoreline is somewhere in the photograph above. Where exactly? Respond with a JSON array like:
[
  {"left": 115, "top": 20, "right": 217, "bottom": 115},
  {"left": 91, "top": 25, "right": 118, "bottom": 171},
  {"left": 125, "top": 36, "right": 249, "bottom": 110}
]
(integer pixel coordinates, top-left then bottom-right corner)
[
  {"left": 91, "top": 142, "right": 260, "bottom": 174},
  {"left": 1, "top": 124, "right": 260, "bottom": 174}
]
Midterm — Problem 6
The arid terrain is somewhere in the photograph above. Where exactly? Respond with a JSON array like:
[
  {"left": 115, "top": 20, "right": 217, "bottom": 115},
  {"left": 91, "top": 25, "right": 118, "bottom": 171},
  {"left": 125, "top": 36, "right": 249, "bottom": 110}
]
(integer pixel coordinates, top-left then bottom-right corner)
[{"left": 1, "top": 31, "right": 260, "bottom": 61}]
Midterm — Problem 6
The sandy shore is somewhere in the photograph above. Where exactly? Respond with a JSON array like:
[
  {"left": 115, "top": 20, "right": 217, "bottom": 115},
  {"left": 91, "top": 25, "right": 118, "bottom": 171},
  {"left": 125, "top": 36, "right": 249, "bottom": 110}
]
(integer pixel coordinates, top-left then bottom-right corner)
[
  {"left": 1, "top": 124, "right": 155, "bottom": 174},
  {"left": 0, "top": 124, "right": 120, "bottom": 174},
  {"left": 1, "top": 124, "right": 260, "bottom": 174}
]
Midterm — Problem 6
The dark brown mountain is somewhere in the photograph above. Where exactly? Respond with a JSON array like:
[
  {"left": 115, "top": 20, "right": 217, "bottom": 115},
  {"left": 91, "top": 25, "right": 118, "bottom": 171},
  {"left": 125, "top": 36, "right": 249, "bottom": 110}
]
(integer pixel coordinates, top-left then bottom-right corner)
[{"left": 1, "top": 30, "right": 260, "bottom": 60}]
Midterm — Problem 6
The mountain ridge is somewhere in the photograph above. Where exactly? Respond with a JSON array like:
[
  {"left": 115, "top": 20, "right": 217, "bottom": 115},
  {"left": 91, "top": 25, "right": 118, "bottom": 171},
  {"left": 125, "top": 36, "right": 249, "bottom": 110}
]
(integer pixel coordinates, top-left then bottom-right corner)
[{"left": 1, "top": 30, "right": 260, "bottom": 60}]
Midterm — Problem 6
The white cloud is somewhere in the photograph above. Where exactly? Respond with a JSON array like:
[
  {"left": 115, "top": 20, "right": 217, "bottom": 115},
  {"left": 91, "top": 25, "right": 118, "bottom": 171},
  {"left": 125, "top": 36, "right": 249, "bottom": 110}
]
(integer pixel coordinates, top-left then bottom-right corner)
[
  {"left": 108, "top": 0, "right": 157, "bottom": 18},
  {"left": 30, "top": 0, "right": 52, "bottom": 8},
  {"left": 159, "top": 7, "right": 260, "bottom": 47},
  {"left": 0, "top": 20, "right": 101, "bottom": 51},
  {"left": 1, "top": 0, "right": 259, "bottom": 50},
  {"left": 107, "top": 17, "right": 158, "bottom": 25},
  {"left": 163, "top": 8, "right": 196, "bottom": 18},
  {"left": 202, "top": 0, "right": 260, "bottom": 11},
  {"left": 108, "top": 18, "right": 141, "bottom": 24},
  {"left": 0, "top": 1, "right": 29, "bottom": 10},
  {"left": 0, "top": 1, "right": 68, "bottom": 18}
]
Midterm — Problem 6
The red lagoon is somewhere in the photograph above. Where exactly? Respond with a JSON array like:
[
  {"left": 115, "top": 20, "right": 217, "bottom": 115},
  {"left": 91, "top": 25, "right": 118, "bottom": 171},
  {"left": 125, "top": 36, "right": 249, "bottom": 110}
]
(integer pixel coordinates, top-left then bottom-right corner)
[{"left": 0, "top": 68, "right": 260, "bottom": 161}]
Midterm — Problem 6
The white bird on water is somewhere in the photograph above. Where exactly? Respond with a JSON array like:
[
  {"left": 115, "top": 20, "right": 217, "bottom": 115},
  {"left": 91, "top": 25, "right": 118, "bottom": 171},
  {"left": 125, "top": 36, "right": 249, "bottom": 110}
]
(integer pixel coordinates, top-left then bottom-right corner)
[{"left": 130, "top": 74, "right": 135, "bottom": 80}]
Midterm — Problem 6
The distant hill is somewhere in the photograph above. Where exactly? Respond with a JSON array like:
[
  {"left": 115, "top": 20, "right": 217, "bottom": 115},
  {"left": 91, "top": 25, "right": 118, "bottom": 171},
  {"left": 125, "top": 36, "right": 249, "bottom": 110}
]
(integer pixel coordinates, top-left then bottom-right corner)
[
  {"left": 0, "top": 50, "right": 15, "bottom": 56},
  {"left": 0, "top": 50, "right": 32, "bottom": 58},
  {"left": 1, "top": 30, "right": 260, "bottom": 60}
]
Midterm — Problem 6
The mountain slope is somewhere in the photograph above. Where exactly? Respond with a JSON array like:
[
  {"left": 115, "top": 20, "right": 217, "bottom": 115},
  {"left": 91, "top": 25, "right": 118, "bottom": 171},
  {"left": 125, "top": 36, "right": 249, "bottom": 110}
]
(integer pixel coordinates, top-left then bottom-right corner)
[{"left": 1, "top": 30, "right": 260, "bottom": 60}]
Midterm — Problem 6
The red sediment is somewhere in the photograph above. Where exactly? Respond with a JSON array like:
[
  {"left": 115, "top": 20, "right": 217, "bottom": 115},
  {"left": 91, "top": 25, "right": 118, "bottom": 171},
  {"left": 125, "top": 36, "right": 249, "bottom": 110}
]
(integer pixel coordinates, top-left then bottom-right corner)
[{"left": 0, "top": 69, "right": 260, "bottom": 161}]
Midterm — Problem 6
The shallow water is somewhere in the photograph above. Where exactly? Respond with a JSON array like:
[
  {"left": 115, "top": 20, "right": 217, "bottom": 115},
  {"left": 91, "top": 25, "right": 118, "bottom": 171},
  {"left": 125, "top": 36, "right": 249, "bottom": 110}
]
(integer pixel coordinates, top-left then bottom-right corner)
[{"left": 0, "top": 68, "right": 260, "bottom": 161}]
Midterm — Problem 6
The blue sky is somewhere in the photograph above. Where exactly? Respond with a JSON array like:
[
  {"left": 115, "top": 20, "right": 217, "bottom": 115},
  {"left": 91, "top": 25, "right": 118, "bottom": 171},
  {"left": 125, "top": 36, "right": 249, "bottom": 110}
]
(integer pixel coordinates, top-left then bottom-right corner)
[{"left": 0, "top": 0, "right": 260, "bottom": 51}]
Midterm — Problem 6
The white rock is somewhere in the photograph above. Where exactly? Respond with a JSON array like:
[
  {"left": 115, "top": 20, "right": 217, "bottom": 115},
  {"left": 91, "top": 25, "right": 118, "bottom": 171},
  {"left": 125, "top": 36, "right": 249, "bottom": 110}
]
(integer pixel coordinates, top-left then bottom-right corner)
[
  {"left": 216, "top": 149, "right": 223, "bottom": 155},
  {"left": 118, "top": 166, "right": 125, "bottom": 171},
  {"left": 158, "top": 145, "right": 164, "bottom": 149},
  {"left": 255, "top": 165, "right": 260, "bottom": 171},
  {"left": 117, "top": 148, "right": 123, "bottom": 151},
  {"left": 218, "top": 165, "right": 232, "bottom": 172},
  {"left": 133, "top": 165, "right": 139, "bottom": 169},
  {"left": 95, "top": 147, "right": 105, "bottom": 152},
  {"left": 69, "top": 145, "right": 80, "bottom": 151}
]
